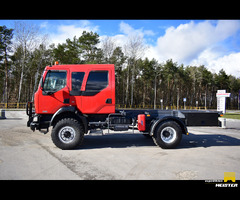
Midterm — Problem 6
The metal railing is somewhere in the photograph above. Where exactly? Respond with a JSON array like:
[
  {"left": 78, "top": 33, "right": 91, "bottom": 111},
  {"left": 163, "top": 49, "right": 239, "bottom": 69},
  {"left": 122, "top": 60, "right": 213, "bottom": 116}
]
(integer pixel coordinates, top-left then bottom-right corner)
[{"left": 0, "top": 103, "right": 27, "bottom": 109}]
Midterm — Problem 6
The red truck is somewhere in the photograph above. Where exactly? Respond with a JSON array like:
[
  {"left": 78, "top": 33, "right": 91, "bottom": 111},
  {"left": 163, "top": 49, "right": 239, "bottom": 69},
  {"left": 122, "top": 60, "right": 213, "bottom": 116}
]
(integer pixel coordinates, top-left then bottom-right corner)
[{"left": 27, "top": 63, "right": 221, "bottom": 150}]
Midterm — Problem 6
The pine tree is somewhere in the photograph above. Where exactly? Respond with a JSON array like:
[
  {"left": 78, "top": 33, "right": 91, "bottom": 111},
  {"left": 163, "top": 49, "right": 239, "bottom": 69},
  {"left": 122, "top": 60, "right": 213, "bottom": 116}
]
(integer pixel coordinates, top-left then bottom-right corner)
[
  {"left": 78, "top": 31, "right": 101, "bottom": 63},
  {"left": 0, "top": 25, "right": 14, "bottom": 104}
]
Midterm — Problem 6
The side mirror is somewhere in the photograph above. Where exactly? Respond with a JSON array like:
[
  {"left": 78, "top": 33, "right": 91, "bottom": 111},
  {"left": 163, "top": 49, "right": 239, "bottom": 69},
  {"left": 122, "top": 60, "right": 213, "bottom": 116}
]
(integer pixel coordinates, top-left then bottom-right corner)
[{"left": 40, "top": 77, "right": 44, "bottom": 91}]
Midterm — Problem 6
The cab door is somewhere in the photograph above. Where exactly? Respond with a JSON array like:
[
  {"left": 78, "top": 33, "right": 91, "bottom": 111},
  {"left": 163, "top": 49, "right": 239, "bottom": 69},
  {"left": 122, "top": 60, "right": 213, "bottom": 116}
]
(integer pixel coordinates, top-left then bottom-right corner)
[
  {"left": 80, "top": 69, "right": 115, "bottom": 114},
  {"left": 38, "top": 69, "right": 70, "bottom": 114},
  {"left": 69, "top": 71, "right": 85, "bottom": 111}
]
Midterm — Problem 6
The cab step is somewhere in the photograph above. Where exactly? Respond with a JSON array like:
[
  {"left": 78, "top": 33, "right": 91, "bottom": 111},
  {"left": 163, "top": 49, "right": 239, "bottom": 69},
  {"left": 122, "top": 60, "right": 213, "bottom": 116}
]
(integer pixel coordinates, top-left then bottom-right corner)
[{"left": 89, "top": 129, "right": 104, "bottom": 135}]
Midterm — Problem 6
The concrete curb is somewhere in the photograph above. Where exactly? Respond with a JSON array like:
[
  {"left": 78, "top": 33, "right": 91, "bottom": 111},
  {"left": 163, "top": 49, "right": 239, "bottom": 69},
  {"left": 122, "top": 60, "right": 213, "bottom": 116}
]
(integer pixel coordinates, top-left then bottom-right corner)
[{"left": 0, "top": 110, "right": 27, "bottom": 119}]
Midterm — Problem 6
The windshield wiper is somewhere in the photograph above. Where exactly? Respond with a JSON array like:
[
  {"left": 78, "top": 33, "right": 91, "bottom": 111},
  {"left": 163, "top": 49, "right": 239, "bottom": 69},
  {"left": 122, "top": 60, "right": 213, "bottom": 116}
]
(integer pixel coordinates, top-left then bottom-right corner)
[{"left": 43, "top": 90, "right": 56, "bottom": 95}]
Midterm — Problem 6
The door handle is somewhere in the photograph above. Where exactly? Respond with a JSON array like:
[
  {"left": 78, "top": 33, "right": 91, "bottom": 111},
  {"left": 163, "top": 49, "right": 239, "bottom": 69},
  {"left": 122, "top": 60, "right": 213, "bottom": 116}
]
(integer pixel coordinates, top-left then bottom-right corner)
[{"left": 106, "top": 98, "right": 112, "bottom": 104}]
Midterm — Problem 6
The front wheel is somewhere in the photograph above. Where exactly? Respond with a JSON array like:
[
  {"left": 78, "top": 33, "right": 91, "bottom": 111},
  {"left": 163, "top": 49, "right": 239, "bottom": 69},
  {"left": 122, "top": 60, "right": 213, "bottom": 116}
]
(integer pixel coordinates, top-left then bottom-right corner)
[
  {"left": 152, "top": 120, "right": 182, "bottom": 149},
  {"left": 51, "top": 118, "right": 84, "bottom": 150}
]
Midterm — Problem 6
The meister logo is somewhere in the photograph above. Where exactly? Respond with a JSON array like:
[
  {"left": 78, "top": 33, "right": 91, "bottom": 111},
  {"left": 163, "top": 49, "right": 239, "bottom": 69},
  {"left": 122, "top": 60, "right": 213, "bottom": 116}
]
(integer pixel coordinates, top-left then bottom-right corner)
[
  {"left": 205, "top": 172, "right": 238, "bottom": 188},
  {"left": 215, "top": 172, "right": 238, "bottom": 188}
]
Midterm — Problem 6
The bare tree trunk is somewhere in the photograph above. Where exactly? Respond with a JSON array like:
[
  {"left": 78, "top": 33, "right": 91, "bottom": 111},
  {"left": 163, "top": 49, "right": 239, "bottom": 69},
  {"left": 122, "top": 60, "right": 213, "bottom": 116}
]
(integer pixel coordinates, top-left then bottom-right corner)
[
  {"left": 122, "top": 76, "right": 125, "bottom": 105},
  {"left": 143, "top": 84, "right": 146, "bottom": 108},
  {"left": 154, "top": 74, "right": 157, "bottom": 109},
  {"left": 125, "top": 65, "right": 130, "bottom": 106},
  {"left": 18, "top": 45, "right": 26, "bottom": 104},
  {"left": 32, "top": 60, "right": 41, "bottom": 101},
  {"left": 4, "top": 51, "right": 8, "bottom": 106},
  {"left": 130, "top": 63, "right": 135, "bottom": 107},
  {"left": 18, "top": 64, "right": 24, "bottom": 104}
]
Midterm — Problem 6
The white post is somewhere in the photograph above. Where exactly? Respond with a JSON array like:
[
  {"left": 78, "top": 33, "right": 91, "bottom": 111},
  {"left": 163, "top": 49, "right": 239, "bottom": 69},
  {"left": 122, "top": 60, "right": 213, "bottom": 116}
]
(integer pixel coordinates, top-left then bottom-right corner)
[{"left": 216, "top": 90, "right": 231, "bottom": 114}]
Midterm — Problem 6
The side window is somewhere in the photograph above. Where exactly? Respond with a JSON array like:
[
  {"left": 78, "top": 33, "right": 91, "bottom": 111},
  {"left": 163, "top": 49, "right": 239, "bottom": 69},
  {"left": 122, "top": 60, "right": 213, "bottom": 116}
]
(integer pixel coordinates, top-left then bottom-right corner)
[
  {"left": 85, "top": 71, "right": 108, "bottom": 92},
  {"left": 72, "top": 72, "right": 85, "bottom": 91},
  {"left": 43, "top": 71, "right": 66, "bottom": 92}
]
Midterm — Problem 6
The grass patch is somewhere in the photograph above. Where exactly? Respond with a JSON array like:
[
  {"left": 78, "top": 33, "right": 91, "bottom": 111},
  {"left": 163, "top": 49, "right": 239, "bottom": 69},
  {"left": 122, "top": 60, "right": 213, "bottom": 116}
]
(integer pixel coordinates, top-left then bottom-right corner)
[{"left": 221, "top": 113, "right": 240, "bottom": 120}]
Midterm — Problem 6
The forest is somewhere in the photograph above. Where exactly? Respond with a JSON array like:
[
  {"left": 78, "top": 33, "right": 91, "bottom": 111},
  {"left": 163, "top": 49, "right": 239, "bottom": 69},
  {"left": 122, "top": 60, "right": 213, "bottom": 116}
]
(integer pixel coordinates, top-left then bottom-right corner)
[{"left": 1, "top": 22, "right": 240, "bottom": 109}]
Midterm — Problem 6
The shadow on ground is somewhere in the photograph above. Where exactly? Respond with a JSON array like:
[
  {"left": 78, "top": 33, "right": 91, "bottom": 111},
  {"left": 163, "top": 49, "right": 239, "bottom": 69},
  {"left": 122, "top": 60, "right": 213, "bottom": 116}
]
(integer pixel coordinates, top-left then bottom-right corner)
[
  {"left": 77, "top": 132, "right": 240, "bottom": 150},
  {"left": 179, "top": 133, "right": 240, "bottom": 149},
  {"left": 80, "top": 133, "right": 155, "bottom": 149}
]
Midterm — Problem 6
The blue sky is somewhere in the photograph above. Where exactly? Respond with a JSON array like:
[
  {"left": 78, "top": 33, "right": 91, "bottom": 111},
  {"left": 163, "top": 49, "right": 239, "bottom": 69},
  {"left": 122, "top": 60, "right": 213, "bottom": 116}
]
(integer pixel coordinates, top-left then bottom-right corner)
[{"left": 1, "top": 19, "right": 240, "bottom": 76}]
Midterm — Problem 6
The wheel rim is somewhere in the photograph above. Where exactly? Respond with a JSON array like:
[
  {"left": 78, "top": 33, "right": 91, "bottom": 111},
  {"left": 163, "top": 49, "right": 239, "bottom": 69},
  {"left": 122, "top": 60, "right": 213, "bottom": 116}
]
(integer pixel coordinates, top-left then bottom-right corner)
[
  {"left": 160, "top": 126, "right": 176, "bottom": 143},
  {"left": 58, "top": 126, "right": 76, "bottom": 144}
]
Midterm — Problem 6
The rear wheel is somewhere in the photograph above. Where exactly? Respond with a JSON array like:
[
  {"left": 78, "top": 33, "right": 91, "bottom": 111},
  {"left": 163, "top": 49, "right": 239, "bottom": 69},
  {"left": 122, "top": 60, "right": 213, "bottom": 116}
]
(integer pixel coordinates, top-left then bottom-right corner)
[
  {"left": 152, "top": 120, "right": 182, "bottom": 149},
  {"left": 51, "top": 118, "right": 84, "bottom": 150}
]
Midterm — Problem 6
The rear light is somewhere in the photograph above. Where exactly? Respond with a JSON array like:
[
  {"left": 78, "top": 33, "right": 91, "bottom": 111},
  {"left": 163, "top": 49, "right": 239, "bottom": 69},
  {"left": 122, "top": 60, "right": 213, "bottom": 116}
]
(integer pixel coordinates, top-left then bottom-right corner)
[{"left": 138, "top": 114, "right": 146, "bottom": 131}]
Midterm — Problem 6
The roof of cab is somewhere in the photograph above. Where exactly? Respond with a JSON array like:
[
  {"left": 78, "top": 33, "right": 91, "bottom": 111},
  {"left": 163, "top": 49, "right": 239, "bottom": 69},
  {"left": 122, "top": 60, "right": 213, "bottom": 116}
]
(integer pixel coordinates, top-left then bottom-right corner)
[{"left": 45, "top": 64, "right": 114, "bottom": 71}]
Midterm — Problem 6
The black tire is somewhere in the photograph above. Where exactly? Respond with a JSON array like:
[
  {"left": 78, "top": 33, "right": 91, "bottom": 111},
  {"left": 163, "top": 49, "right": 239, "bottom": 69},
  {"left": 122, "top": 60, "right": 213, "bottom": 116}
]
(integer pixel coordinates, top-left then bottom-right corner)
[
  {"left": 152, "top": 120, "right": 182, "bottom": 149},
  {"left": 51, "top": 118, "right": 84, "bottom": 150}
]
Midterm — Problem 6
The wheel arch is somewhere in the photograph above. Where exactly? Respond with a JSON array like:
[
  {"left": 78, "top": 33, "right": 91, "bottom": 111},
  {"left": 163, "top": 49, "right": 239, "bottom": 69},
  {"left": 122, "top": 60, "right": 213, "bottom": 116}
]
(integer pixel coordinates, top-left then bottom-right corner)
[
  {"left": 50, "top": 106, "right": 88, "bottom": 134},
  {"left": 149, "top": 116, "right": 188, "bottom": 136}
]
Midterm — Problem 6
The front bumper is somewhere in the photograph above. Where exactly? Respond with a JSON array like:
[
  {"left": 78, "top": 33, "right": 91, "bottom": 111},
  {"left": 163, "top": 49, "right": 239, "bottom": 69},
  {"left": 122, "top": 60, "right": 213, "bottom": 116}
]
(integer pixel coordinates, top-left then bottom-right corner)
[
  {"left": 26, "top": 102, "right": 35, "bottom": 129},
  {"left": 26, "top": 102, "right": 49, "bottom": 134}
]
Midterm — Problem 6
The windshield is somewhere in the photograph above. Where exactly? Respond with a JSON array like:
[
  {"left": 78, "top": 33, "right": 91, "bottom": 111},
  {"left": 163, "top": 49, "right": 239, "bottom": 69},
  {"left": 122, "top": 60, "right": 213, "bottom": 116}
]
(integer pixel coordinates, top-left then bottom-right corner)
[{"left": 43, "top": 70, "right": 67, "bottom": 92}]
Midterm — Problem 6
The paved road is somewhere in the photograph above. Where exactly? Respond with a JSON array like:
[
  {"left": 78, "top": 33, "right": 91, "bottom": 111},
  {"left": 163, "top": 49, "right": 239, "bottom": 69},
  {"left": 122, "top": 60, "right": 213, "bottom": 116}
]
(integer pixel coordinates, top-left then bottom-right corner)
[{"left": 0, "top": 111, "right": 240, "bottom": 180}]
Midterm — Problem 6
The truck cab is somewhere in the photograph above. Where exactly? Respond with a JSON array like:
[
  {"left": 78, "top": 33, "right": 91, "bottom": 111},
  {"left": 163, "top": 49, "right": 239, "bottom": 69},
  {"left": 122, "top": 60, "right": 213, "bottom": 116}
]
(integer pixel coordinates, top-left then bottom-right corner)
[{"left": 34, "top": 64, "right": 115, "bottom": 115}]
